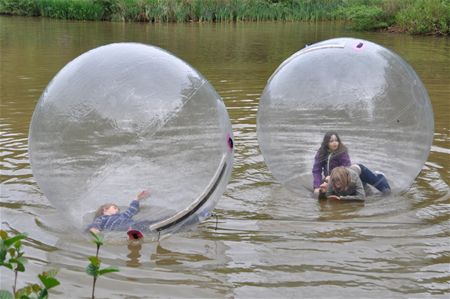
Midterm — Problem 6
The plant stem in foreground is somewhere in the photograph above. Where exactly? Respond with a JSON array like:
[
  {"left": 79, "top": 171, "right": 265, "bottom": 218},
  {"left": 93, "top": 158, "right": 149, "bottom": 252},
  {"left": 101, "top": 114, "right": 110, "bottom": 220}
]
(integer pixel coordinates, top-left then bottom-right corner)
[{"left": 91, "top": 277, "right": 97, "bottom": 299}]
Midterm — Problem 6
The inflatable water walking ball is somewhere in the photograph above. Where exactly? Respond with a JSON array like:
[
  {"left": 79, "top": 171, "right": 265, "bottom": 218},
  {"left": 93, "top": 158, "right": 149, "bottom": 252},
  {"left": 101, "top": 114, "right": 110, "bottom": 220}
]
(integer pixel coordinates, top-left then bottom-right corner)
[
  {"left": 29, "top": 43, "right": 234, "bottom": 236},
  {"left": 257, "top": 38, "right": 434, "bottom": 194}
]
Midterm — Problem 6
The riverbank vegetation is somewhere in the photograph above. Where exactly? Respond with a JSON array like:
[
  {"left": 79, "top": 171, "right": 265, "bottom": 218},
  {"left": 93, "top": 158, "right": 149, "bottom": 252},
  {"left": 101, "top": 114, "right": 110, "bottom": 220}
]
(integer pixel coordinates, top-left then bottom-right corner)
[{"left": 0, "top": 0, "right": 449, "bottom": 35}]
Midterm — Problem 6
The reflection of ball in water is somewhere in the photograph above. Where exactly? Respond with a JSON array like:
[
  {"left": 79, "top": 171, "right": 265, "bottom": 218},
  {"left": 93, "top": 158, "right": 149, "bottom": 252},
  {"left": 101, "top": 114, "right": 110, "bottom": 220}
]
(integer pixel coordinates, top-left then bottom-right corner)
[
  {"left": 257, "top": 38, "right": 434, "bottom": 194},
  {"left": 29, "top": 43, "right": 233, "bottom": 233}
]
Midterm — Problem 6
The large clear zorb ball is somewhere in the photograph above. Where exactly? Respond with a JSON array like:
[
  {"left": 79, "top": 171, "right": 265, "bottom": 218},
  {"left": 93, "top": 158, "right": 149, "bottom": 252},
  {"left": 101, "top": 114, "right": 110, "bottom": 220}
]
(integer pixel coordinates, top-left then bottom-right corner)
[
  {"left": 29, "top": 43, "right": 233, "bottom": 235},
  {"left": 257, "top": 38, "right": 434, "bottom": 194}
]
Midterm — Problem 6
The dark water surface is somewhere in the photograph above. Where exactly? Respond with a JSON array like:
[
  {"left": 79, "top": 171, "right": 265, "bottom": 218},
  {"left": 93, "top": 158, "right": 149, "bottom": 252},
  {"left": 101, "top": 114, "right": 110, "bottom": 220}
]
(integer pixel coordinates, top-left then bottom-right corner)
[{"left": 1, "top": 17, "right": 449, "bottom": 298}]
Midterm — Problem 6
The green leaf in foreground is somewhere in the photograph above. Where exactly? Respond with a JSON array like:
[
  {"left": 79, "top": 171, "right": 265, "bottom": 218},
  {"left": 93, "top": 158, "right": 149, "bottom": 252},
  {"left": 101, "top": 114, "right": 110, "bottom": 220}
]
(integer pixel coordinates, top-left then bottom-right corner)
[
  {"left": 89, "top": 231, "right": 104, "bottom": 246},
  {"left": 88, "top": 256, "right": 100, "bottom": 267},
  {"left": 4, "top": 234, "right": 27, "bottom": 248},
  {"left": 97, "top": 266, "right": 119, "bottom": 276},
  {"left": 86, "top": 263, "right": 99, "bottom": 277},
  {"left": 38, "top": 274, "right": 60, "bottom": 290}
]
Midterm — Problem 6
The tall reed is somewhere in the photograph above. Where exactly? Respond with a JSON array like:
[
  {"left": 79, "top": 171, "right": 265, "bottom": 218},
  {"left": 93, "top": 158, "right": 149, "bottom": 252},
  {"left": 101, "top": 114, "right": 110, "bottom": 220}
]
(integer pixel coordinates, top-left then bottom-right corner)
[{"left": 36, "top": 0, "right": 103, "bottom": 20}]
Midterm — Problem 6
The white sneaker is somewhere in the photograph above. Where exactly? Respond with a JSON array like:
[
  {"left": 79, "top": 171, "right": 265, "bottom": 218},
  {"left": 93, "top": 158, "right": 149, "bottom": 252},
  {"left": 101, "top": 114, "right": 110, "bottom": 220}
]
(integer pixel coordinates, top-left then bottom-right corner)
[{"left": 374, "top": 171, "right": 385, "bottom": 177}]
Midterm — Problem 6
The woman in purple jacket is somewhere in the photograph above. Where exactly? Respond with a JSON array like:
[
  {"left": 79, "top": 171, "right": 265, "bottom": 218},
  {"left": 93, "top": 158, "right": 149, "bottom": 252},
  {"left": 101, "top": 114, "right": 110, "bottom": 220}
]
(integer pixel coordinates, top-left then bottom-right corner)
[{"left": 312, "top": 132, "right": 351, "bottom": 196}]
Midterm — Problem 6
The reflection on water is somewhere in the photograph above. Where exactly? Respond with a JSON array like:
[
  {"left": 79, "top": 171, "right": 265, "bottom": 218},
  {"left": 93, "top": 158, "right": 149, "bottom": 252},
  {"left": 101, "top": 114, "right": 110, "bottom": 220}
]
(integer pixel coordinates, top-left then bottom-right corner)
[
  {"left": 127, "top": 242, "right": 143, "bottom": 267},
  {"left": 1, "top": 16, "right": 449, "bottom": 298}
]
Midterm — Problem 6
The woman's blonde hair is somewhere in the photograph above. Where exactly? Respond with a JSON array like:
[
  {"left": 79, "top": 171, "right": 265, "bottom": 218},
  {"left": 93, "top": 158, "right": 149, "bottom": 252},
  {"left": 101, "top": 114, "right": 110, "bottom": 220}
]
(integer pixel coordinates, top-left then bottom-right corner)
[
  {"left": 330, "top": 167, "right": 351, "bottom": 191},
  {"left": 94, "top": 203, "right": 117, "bottom": 219}
]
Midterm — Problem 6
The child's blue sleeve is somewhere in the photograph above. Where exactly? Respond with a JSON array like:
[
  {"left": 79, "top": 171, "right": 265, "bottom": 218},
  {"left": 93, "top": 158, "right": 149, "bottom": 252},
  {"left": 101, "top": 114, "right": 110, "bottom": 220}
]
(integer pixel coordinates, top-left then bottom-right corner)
[
  {"left": 87, "top": 216, "right": 104, "bottom": 231},
  {"left": 123, "top": 200, "right": 140, "bottom": 218}
]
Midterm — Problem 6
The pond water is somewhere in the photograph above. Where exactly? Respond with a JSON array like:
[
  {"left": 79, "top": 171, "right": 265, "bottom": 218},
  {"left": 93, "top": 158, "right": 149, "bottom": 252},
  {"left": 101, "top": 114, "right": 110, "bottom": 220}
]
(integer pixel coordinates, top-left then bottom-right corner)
[{"left": 1, "top": 17, "right": 449, "bottom": 298}]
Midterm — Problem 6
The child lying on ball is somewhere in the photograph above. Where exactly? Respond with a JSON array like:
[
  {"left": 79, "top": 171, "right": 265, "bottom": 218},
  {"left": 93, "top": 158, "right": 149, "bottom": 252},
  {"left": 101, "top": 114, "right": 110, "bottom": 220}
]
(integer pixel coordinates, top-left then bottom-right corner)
[{"left": 88, "top": 190, "right": 152, "bottom": 234}]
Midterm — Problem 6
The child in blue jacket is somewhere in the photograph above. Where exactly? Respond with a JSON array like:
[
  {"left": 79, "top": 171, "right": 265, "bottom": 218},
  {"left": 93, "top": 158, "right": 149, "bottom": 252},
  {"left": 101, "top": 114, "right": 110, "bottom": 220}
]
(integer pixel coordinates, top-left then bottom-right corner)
[{"left": 88, "top": 190, "right": 152, "bottom": 234}]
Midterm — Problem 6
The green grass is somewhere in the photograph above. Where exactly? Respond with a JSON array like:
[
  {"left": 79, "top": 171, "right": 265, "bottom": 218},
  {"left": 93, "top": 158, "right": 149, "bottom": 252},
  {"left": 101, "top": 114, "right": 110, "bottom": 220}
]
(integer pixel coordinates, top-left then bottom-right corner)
[{"left": 37, "top": 0, "right": 103, "bottom": 20}]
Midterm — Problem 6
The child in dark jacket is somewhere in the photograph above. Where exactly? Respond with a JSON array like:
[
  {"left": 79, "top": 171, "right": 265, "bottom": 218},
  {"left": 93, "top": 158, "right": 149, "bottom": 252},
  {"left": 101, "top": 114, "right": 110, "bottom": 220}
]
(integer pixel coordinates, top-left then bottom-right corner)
[
  {"left": 321, "top": 164, "right": 391, "bottom": 201},
  {"left": 88, "top": 190, "right": 152, "bottom": 234},
  {"left": 312, "top": 132, "right": 351, "bottom": 195},
  {"left": 325, "top": 166, "right": 366, "bottom": 201}
]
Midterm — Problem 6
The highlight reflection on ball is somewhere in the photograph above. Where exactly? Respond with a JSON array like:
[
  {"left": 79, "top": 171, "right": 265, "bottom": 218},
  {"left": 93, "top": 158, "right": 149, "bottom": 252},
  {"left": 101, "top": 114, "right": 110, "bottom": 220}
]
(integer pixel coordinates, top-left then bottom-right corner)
[
  {"left": 29, "top": 43, "right": 233, "bottom": 234},
  {"left": 257, "top": 38, "right": 434, "bottom": 194}
]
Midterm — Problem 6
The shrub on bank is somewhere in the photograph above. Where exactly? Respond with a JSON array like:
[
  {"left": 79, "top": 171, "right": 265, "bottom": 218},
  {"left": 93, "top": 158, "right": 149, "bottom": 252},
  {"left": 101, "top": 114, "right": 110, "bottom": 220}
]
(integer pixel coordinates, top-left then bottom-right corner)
[
  {"left": 0, "top": 0, "right": 39, "bottom": 16},
  {"left": 338, "top": 4, "right": 388, "bottom": 30},
  {"left": 396, "top": 0, "right": 450, "bottom": 35}
]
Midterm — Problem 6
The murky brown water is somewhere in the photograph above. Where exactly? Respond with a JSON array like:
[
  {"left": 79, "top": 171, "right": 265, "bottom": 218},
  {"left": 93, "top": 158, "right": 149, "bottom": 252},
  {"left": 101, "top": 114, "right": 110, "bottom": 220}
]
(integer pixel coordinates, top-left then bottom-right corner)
[{"left": 1, "top": 17, "right": 449, "bottom": 298}]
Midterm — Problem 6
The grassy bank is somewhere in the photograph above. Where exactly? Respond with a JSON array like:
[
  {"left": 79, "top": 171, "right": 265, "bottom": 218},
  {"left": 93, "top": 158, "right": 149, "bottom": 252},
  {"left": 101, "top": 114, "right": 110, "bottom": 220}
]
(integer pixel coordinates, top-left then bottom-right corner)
[{"left": 0, "top": 0, "right": 449, "bottom": 35}]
